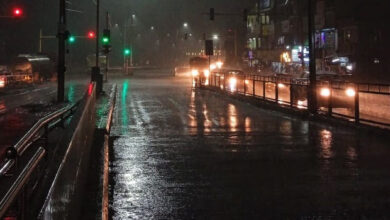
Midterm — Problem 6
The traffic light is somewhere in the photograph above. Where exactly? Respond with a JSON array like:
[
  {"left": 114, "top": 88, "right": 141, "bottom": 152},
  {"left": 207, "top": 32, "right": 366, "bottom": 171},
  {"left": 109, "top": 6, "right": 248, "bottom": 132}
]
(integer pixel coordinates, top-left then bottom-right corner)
[
  {"left": 68, "top": 36, "right": 75, "bottom": 43},
  {"left": 124, "top": 48, "right": 131, "bottom": 56},
  {"left": 12, "top": 7, "right": 23, "bottom": 17},
  {"left": 243, "top": 9, "right": 248, "bottom": 22},
  {"left": 210, "top": 8, "right": 215, "bottom": 20},
  {"left": 102, "top": 29, "right": 110, "bottom": 45},
  {"left": 87, "top": 31, "right": 96, "bottom": 39}
]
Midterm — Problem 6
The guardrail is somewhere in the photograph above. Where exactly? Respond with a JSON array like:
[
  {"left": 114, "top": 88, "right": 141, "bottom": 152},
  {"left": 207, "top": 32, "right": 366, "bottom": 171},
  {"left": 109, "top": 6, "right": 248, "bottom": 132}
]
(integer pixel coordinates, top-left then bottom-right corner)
[
  {"left": 200, "top": 71, "right": 390, "bottom": 129},
  {"left": 102, "top": 84, "right": 117, "bottom": 220},
  {"left": 0, "top": 88, "right": 83, "bottom": 219},
  {"left": 0, "top": 102, "right": 79, "bottom": 178}
]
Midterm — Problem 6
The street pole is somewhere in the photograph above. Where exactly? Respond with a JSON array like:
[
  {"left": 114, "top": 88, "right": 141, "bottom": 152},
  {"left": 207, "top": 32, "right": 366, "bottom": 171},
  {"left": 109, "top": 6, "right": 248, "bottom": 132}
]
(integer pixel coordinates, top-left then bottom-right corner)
[
  {"left": 307, "top": 0, "right": 317, "bottom": 113},
  {"left": 123, "top": 18, "right": 127, "bottom": 72},
  {"left": 57, "top": 0, "right": 66, "bottom": 102},
  {"left": 92, "top": 0, "right": 102, "bottom": 93},
  {"left": 105, "top": 11, "right": 109, "bottom": 82},
  {"left": 95, "top": 0, "right": 100, "bottom": 68}
]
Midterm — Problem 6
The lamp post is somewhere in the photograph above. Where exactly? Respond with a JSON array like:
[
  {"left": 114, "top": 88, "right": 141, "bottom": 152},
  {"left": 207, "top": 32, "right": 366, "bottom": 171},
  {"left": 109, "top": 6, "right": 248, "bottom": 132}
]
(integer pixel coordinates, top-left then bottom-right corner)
[{"left": 307, "top": 0, "right": 317, "bottom": 113}]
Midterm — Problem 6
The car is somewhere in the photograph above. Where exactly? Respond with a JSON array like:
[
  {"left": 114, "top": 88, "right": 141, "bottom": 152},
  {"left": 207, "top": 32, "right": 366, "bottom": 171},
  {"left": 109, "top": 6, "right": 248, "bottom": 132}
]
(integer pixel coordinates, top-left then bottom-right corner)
[{"left": 290, "top": 72, "right": 355, "bottom": 109}]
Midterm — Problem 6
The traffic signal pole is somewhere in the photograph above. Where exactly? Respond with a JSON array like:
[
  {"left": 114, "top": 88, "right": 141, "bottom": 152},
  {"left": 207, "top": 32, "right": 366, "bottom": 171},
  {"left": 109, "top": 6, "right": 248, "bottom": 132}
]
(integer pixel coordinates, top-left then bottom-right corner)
[
  {"left": 91, "top": 0, "right": 102, "bottom": 93},
  {"left": 57, "top": 0, "right": 66, "bottom": 102},
  {"left": 307, "top": 0, "right": 317, "bottom": 113},
  {"left": 95, "top": 0, "right": 100, "bottom": 68},
  {"left": 105, "top": 11, "right": 109, "bottom": 82}
]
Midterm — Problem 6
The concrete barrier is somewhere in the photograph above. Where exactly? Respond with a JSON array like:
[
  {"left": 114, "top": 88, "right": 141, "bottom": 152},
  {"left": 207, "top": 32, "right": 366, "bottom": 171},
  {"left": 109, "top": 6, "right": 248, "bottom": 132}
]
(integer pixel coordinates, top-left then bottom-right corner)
[{"left": 38, "top": 83, "right": 96, "bottom": 220}]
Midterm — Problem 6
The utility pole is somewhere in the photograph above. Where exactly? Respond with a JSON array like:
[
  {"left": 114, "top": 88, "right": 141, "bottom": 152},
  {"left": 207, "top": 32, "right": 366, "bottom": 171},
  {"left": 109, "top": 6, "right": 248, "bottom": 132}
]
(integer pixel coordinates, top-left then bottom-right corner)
[
  {"left": 307, "top": 0, "right": 317, "bottom": 113},
  {"left": 105, "top": 11, "right": 109, "bottom": 82},
  {"left": 57, "top": 0, "right": 66, "bottom": 102},
  {"left": 92, "top": 0, "right": 102, "bottom": 93},
  {"left": 95, "top": 0, "right": 99, "bottom": 68}
]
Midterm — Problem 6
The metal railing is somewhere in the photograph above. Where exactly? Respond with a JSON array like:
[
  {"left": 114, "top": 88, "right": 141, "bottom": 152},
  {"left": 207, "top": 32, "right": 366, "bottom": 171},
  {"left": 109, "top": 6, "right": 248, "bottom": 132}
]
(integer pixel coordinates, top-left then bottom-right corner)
[
  {"left": 0, "top": 97, "right": 80, "bottom": 218},
  {"left": 102, "top": 84, "right": 117, "bottom": 220},
  {"left": 0, "top": 102, "right": 79, "bottom": 177},
  {"left": 201, "top": 71, "right": 390, "bottom": 129}
]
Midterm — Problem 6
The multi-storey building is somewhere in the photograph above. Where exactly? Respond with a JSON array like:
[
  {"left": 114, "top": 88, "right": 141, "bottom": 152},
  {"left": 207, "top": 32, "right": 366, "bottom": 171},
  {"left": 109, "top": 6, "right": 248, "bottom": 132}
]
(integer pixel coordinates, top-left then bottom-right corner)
[{"left": 246, "top": 0, "right": 389, "bottom": 82}]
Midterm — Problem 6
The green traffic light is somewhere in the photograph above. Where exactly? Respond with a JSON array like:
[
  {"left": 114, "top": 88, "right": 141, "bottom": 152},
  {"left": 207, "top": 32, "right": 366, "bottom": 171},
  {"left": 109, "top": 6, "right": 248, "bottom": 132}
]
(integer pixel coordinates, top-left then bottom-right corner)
[
  {"left": 68, "top": 36, "right": 75, "bottom": 43},
  {"left": 102, "top": 37, "right": 109, "bottom": 44},
  {"left": 124, "top": 49, "right": 131, "bottom": 56}
]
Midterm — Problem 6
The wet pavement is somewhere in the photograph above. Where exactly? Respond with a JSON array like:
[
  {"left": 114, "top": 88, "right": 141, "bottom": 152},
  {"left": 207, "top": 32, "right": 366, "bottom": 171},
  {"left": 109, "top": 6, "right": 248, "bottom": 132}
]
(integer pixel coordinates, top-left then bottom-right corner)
[{"left": 109, "top": 75, "right": 390, "bottom": 219}]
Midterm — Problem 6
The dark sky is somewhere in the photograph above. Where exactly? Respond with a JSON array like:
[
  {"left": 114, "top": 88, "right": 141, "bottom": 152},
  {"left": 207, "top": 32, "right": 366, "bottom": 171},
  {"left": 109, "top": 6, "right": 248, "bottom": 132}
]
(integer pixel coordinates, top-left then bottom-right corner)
[{"left": 0, "top": 0, "right": 257, "bottom": 64}]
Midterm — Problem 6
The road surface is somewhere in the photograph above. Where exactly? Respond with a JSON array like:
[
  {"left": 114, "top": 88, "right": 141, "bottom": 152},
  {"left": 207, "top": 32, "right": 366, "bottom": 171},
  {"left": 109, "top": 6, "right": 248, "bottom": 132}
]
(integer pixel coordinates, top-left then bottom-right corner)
[{"left": 109, "top": 74, "right": 390, "bottom": 218}]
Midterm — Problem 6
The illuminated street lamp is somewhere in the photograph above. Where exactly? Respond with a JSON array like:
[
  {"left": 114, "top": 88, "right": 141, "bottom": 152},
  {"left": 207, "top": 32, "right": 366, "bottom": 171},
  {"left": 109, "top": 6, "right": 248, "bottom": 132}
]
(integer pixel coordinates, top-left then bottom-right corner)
[
  {"left": 213, "top": 34, "right": 219, "bottom": 40},
  {"left": 183, "top": 22, "right": 188, "bottom": 28}
]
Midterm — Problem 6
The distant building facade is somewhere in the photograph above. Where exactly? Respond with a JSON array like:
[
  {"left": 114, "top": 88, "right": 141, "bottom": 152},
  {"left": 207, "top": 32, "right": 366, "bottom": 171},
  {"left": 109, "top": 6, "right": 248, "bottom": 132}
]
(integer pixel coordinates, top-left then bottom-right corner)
[{"left": 246, "top": 0, "right": 389, "bottom": 82}]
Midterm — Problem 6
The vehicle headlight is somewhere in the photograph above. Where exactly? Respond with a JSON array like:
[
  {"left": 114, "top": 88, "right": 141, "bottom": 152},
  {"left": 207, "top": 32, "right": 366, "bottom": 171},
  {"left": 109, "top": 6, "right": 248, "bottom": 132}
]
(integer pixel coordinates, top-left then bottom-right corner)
[
  {"left": 204, "top": 69, "right": 210, "bottom": 77},
  {"left": 345, "top": 88, "right": 356, "bottom": 97},
  {"left": 191, "top": 69, "right": 199, "bottom": 76},
  {"left": 320, "top": 87, "right": 331, "bottom": 97}
]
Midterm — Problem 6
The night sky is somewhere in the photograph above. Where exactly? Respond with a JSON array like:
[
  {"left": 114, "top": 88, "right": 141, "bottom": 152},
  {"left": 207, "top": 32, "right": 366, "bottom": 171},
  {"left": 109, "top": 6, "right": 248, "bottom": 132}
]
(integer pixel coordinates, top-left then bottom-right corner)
[{"left": 0, "top": 0, "right": 256, "bottom": 66}]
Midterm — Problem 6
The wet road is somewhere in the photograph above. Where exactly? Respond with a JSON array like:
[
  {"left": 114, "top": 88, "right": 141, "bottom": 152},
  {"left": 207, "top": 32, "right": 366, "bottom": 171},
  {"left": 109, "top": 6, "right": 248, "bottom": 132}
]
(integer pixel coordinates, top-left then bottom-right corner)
[{"left": 110, "top": 75, "right": 390, "bottom": 219}]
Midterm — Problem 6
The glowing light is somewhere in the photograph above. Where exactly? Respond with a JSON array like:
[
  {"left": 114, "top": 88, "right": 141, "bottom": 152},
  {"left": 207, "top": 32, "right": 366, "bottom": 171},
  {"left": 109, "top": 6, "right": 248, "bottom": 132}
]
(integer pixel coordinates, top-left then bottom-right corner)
[
  {"left": 210, "top": 64, "right": 216, "bottom": 70},
  {"left": 229, "top": 77, "right": 237, "bottom": 92},
  {"left": 13, "top": 8, "right": 22, "bottom": 16},
  {"left": 345, "top": 88, "right": 356, "bottom": 97},
  {"left": 320, "top": 88, "right": 331, "bottom": 97},
  {"left": 203, "top": 69, "right": 210, "bottom": 77},
  {"left": 0, "top": 76, "right": 5, "bottom": 88},
  {"left": 245, "top": 80, "right": 249, "bottom": 85},
  {"left": 191, "top": 69, "right": 199, "bottom": 76},
  {"left": 346, "top": 64, "right": 353, "bottom": 71},
  {"left": 68, "top": 36, "right": 75, "bottom": 43},
  {"left": 297, "top": 100, "right": 307, "bottom": 109},
  {"left": 278, "top": 83, "right": 286, "bottom": 88},
  {"left": 282, "top": 52, "right": 291, "bottom": 63},
  {"left": 87, "top": 31, "right": 96, "bottom": 38},
  {"left": 88, "top": 83, "right": 94, "bottom": 96},
  {"left": 216, "top": 61, "right": 223, "bottom": 69}
]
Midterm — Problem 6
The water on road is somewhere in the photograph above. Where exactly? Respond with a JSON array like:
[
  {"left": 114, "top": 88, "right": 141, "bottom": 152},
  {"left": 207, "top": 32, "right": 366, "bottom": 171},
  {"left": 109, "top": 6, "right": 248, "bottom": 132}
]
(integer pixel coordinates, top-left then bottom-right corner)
[{"left": 110, "top": 75, "right": 390, "bottom": 219}]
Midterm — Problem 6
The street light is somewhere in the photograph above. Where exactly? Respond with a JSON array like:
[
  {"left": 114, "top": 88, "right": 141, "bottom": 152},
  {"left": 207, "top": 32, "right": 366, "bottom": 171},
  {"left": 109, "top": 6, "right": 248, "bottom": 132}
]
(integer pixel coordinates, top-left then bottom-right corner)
[
  {"left": 213, "top": 34, "right": 219, "bottom": 40},
  {"left": 183, "top": 22, "right": 188, "bottom": 28}
]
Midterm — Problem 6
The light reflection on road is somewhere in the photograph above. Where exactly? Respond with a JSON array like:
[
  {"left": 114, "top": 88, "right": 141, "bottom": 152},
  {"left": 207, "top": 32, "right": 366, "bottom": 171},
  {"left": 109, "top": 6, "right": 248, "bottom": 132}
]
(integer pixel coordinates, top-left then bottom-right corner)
[{"left": 109, "top": 76, "right": 390, "bottom": 219}]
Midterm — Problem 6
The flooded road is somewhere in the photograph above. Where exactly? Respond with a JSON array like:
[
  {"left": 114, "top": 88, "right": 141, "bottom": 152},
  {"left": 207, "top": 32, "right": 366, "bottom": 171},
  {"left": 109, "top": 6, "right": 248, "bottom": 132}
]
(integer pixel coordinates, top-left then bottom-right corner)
[{"left": 110, "top": 75, "right": 390, "bottom": 218}]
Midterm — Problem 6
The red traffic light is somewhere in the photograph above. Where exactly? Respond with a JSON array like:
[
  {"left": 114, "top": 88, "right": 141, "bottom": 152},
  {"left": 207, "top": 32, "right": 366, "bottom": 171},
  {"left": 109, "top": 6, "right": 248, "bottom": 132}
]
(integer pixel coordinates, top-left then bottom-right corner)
[
  {"left": 87, "top": 31, "right": 96, "bottom": 38},
  {"left": 12, "top": 7, "right": 23, "bottom": 17}
]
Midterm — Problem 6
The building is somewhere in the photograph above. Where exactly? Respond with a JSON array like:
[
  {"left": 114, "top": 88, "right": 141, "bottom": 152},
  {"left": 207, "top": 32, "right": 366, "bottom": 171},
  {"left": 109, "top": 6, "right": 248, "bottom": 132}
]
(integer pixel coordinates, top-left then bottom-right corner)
[{"left": 246, "top": 0, "right": 389, "bottom": 82}]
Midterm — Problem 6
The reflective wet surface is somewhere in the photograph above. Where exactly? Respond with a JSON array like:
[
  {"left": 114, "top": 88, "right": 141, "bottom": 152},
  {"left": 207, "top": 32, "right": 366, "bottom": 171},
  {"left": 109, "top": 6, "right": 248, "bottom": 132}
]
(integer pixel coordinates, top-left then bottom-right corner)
[{"left": 110, "top": 75, "right": 390, "bottom": 219}]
